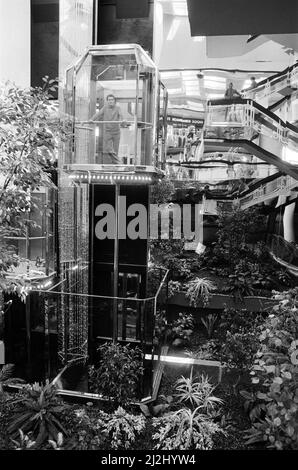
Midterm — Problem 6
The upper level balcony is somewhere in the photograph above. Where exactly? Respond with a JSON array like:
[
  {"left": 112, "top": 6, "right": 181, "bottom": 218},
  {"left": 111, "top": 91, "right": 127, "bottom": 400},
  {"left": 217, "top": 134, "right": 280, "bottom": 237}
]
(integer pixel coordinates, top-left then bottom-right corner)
[
  {"left": 61, "top": 44, "right": 167, "bottom": 180},
  {"left": 204, "top": 98, "right": 298, "bottom": 179}
]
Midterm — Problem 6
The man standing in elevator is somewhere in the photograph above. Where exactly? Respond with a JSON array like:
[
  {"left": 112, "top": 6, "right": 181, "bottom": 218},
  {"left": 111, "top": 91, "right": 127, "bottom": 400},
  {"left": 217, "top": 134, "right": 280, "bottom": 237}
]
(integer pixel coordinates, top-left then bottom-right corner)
[{"left": 91, "top": 94, "right": 125, "bottom": 164}]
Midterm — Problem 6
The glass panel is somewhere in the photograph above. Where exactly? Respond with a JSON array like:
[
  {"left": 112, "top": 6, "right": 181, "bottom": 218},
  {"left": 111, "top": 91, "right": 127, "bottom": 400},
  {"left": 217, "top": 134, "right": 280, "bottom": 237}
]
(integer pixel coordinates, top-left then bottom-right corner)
[
  {"left": 73, "top": 54, "right": 138, "bottom": 166},
  {"left": 137, "top": 67, "right": 156, "bottom": 166},
  {"left": 74, "top": 54, "right": 92, "bottom": 164},
  {"left": 62, "top": 68, "right": 74, "bottom": 166},
  {"left": 268, "top": 234, "right": 298, "bottom": 266},
  {"left": 4, "top": 189, "right": 55, "bottom": 280},
  {"left": 63, "top": 46, "right": 160, "bottom": 169}
]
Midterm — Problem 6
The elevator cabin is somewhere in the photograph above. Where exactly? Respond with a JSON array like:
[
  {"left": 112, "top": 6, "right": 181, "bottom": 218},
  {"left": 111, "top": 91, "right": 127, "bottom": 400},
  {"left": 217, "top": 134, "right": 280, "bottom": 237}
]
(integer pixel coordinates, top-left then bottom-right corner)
[{"left": 62, "top": 44, "right": 167, "bottom": 360}]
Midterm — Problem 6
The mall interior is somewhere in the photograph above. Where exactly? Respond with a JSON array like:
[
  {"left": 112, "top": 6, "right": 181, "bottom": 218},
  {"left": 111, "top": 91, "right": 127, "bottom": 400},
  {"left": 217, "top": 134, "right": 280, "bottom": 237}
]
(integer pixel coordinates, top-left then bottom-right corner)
[{"left": 0, "top": 0, "right": 298, "bottom": 400}]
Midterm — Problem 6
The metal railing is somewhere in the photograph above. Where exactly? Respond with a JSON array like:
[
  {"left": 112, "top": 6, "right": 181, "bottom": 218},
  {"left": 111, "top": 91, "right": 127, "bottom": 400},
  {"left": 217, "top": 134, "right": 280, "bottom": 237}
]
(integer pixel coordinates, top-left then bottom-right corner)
[
  {"left": 267, "top": 234, "right": 298, "bottom": 268},
  {"left": 238, "top": 174, "right": 297, "bottom": 209}
]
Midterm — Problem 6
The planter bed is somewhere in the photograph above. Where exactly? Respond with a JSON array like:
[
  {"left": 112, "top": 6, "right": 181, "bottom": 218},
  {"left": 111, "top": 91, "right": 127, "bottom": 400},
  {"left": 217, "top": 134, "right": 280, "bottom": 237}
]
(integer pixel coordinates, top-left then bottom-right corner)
[{"left": 168, "top": 291, "right": 276, "bottom": 312}]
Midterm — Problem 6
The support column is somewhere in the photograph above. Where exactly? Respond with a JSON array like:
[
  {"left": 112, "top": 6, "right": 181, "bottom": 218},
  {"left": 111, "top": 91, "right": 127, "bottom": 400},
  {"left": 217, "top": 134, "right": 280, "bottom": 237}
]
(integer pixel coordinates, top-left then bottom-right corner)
[
  {"left": 283, "top": 202, "right": 296, "bottom": 243},
  {"left": 112, "top": 183, "right": 120, "bottom": 343}
]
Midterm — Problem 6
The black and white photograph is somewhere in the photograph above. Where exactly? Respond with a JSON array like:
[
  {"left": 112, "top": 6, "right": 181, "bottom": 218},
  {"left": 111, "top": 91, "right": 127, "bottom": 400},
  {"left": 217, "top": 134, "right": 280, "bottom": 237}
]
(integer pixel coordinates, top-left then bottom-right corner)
[{"left": 0, "top": 0, "right": 298, "bottom": 459}]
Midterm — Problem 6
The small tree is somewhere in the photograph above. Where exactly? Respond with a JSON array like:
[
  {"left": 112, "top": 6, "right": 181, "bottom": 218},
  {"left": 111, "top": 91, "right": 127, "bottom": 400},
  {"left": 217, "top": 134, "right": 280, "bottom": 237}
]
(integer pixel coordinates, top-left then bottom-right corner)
[
  {"left": 0, "top": 78, "right": 63, "bottom": 301},
  {"left": 88, "top": 342, "right": 144, "bottom": 407},
  {"left": 212, "top": 206, "right": 266, "bottom": 265}
]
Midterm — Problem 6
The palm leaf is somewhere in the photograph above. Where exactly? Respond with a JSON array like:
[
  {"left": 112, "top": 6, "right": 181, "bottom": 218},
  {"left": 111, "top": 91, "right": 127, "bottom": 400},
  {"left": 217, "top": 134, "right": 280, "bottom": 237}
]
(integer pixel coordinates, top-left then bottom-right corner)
[{"left": 0, "top": 364, "right": 15, "bottom": 382}]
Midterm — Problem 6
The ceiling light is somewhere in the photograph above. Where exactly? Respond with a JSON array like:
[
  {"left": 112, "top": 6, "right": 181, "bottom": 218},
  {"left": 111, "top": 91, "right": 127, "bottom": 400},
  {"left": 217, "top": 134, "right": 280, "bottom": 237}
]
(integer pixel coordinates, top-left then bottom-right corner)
[{"left": 193, "top": 36, "right": 205, "bottom": 42}]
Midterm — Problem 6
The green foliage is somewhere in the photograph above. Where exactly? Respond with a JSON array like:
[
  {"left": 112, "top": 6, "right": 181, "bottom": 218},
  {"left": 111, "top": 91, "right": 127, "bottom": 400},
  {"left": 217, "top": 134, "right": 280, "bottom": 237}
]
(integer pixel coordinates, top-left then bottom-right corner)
[
  {"left": 8, "top": 382, "right": 68, "bottom": 448},
  {"left": 168, "top": 280, "right": 184, "bottom": 298},
  {"left": 186, "top": 277, "right": 216, "bottom": 306},
  {"left": 96, "top": 407, "right": 146, "bottom": 450},
  {"left": 0, "top": 363, "right": 24, "bottom": 394},
  {"left": 154, "top": 311, "right": 194, "bottom": 347},
  {"left": 11, "top": 429, "right": 36, "bottom": 450},
  {"left": 201, "top": 314, "right": 218, "bottom": 339},
  {"left": 227, "top": 272, "right": 254, "bottom": 299},
  {"left": 153, "top": 310, "right": 168, "bottom": 344},
  {"left": 60, "top": 406, "right": 102, "bottom": 450},
  {"left": 171, "top": 312, "right": 194, "bottom": 347},
  {"left": 0, "top": 78, "right": 63, "bottom": 294},
  {"left": 175, "top": 369, "right": 223, "bottom": 413},
  {"left": 221, "top": 330, "right": 260, "bottom": 370},
  {"left": 89, "top": 342, "right": 144, "bottom": 407},
  {"left": 150, "top": 238, "right": 191, "bottom": 280},
  {"left": 218, "top": 307, "right": 263, "bottom": 335},
  {"left": 139, "top": 395, "right": 173, "bottom": 418},
  {"left": 213, "top": 206, "right": 266, "bottom": 263},
  {"left": 242, "top": 288, "right": 298, "bottom": 449},
  {"left": 48, "top": 432, "right": 64, "bottom": 450},
  {"left": 215, "top": 307, "right": 263, "bottom": 370},
  {"left": 150, "top": 178, "right": 175, "bottom": 205},
  {"left": 152, "top": 407, "right": 223, "bottom": 450},
  {"left": 185, "top": 339, "right": 219, "bottom": 361}
]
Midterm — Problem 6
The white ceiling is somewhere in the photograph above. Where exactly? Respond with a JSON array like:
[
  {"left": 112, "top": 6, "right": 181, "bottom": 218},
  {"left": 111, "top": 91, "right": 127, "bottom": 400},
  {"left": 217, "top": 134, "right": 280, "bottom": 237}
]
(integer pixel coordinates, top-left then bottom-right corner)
[{"left": 154, "top": 0, "right": 298, "bottom": 116}]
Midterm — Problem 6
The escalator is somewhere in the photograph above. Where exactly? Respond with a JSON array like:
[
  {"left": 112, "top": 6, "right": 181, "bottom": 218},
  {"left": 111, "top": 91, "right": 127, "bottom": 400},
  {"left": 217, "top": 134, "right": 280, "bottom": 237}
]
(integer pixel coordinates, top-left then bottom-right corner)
[
  {"left": 242, "top": 61, "right": 298, "bottom": 108},
  {"left": 205, "top": 98, "right": 298, "bottom": 180}
]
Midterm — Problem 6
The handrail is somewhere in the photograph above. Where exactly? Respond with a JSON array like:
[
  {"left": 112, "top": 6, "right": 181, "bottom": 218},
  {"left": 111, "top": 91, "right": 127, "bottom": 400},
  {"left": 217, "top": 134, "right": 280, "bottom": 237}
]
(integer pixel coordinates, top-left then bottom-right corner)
[
  {"left": 205, "top": 100, "right": 298, "bottom": 166},
  {"left": 238, "top": 174, "right": 297, "bottom": 209},
  {"left": 268, "top": 233, "right": 298, "bottom": 267},
  {"left": 241, "top": 61, "right": 298, "bottom": 96},
  {"left": 207, "top": 98, "right": 292, "bottom": 130}
]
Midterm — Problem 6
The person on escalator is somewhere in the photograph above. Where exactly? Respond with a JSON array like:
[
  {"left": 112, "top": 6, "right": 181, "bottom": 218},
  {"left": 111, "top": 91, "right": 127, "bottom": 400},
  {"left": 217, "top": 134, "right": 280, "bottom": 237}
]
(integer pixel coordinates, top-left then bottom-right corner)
[{"left": 248, "top": 77, "right": 258, "bottom": 90}]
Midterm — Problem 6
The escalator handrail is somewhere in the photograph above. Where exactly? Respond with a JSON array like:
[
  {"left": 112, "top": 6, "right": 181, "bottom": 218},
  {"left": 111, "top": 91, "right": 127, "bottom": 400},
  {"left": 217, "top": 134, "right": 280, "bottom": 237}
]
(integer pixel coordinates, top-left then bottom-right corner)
[
  {"left": 207, "top": 98, "right": 298, "bottom": 138},
  {"left": 240, "top": 61, "right": 298, "bottom": 94}
]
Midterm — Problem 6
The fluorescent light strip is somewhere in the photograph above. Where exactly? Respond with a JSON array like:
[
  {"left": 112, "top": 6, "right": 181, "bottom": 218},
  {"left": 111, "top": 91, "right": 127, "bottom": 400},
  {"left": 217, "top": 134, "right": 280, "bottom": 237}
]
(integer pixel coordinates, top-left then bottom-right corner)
[{"left": 145, "top": 354, "right": 221, "bottom": 366}]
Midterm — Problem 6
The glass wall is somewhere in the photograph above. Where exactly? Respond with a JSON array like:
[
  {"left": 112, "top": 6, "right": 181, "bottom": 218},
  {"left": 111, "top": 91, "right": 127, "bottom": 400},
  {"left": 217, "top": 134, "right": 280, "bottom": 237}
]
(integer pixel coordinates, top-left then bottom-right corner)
[
  {"left": 4, "top": 188, "right": 56, "bottom": 281},
  {"left": 63, "top": 45, "right": 161, "bottom": 169}
]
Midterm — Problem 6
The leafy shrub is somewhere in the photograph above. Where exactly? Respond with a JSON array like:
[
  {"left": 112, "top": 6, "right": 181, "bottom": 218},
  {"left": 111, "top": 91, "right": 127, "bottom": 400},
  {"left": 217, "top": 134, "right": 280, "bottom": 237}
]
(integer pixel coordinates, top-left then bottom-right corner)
[
  {"left": 170, "top": 312, "right": 194, "bottom": 347},
  {"left": 168, "top": 280, "right": 184, "bottom": 298},
  {"left": 186, "top": 277, "right": 216, "bottom": 306},
  {"left": 220, "top": 330, "right": 260, "bottom": 370},
  {"left": 139, "top": 395, "right": 173, "bottom": 418},
  {"left": 212, "top": 206, "right": 266, "bottom": 265},
  {"left": 185, "top": 340, "right": 219, "bottom": 361},
  {"left": 167, "top": 257, "right": 191, "bottom": 280},
  {"left": 217, "top": 307, "right": 264, "bottom": 336},
  {"left": 242, "top": 288, "right": 298, "bottom": 449},
  {"left": 152, "top": 407, "right": 223, "bottom": 450},
  {"left": 48, "top": 433, "right": 65, "bottom": 450},
  {"left": 153, "top": 310, "right": 168, "bottom": 344},
  {"left": 8, "top": 382, "right": 68, "bottom": 448},
  {"left": 149, "top": 239, "right": 191, "bottom": 280},
  {"left": 150, "top": 238, "right": 185, "bottom": 264},
  {"left": 60, "top": 406, "right": 102, "bottom": 450},
  {"left": 0, "top": 392, "right": 18, "bottom": 449},
  {"left": 150, "top": 178, "right": 175, "bottom": 205},
  {"left": 175, "top": 369, "right": 223, "bottom": 412},
  {"left": 11, "top": 430, "right": 36, "bottom": 450},
  {"left": 201, "top": 314, "right": 218, "bottom": 339},
  {"left": 0, "top": 364, "right": 24, "bottom": 394},
  {"left": 96, "top": 407, "right": 146, "bottom": 450},
  {"left": 214, "top": 307, "right": 263, "bottom": 371},
  {"left": 227, "top": 272, "right": 254, "bottom": 298},
  {"left": 89, "top": 343, "right": 144, "bottom": 407}
]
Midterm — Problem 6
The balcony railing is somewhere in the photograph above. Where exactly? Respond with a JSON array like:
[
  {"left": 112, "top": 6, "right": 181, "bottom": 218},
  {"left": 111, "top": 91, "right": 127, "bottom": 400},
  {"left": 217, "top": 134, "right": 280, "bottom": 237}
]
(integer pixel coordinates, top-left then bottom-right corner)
[{"left": 267, "top": 234, "right": 298, "bottom": 268}]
